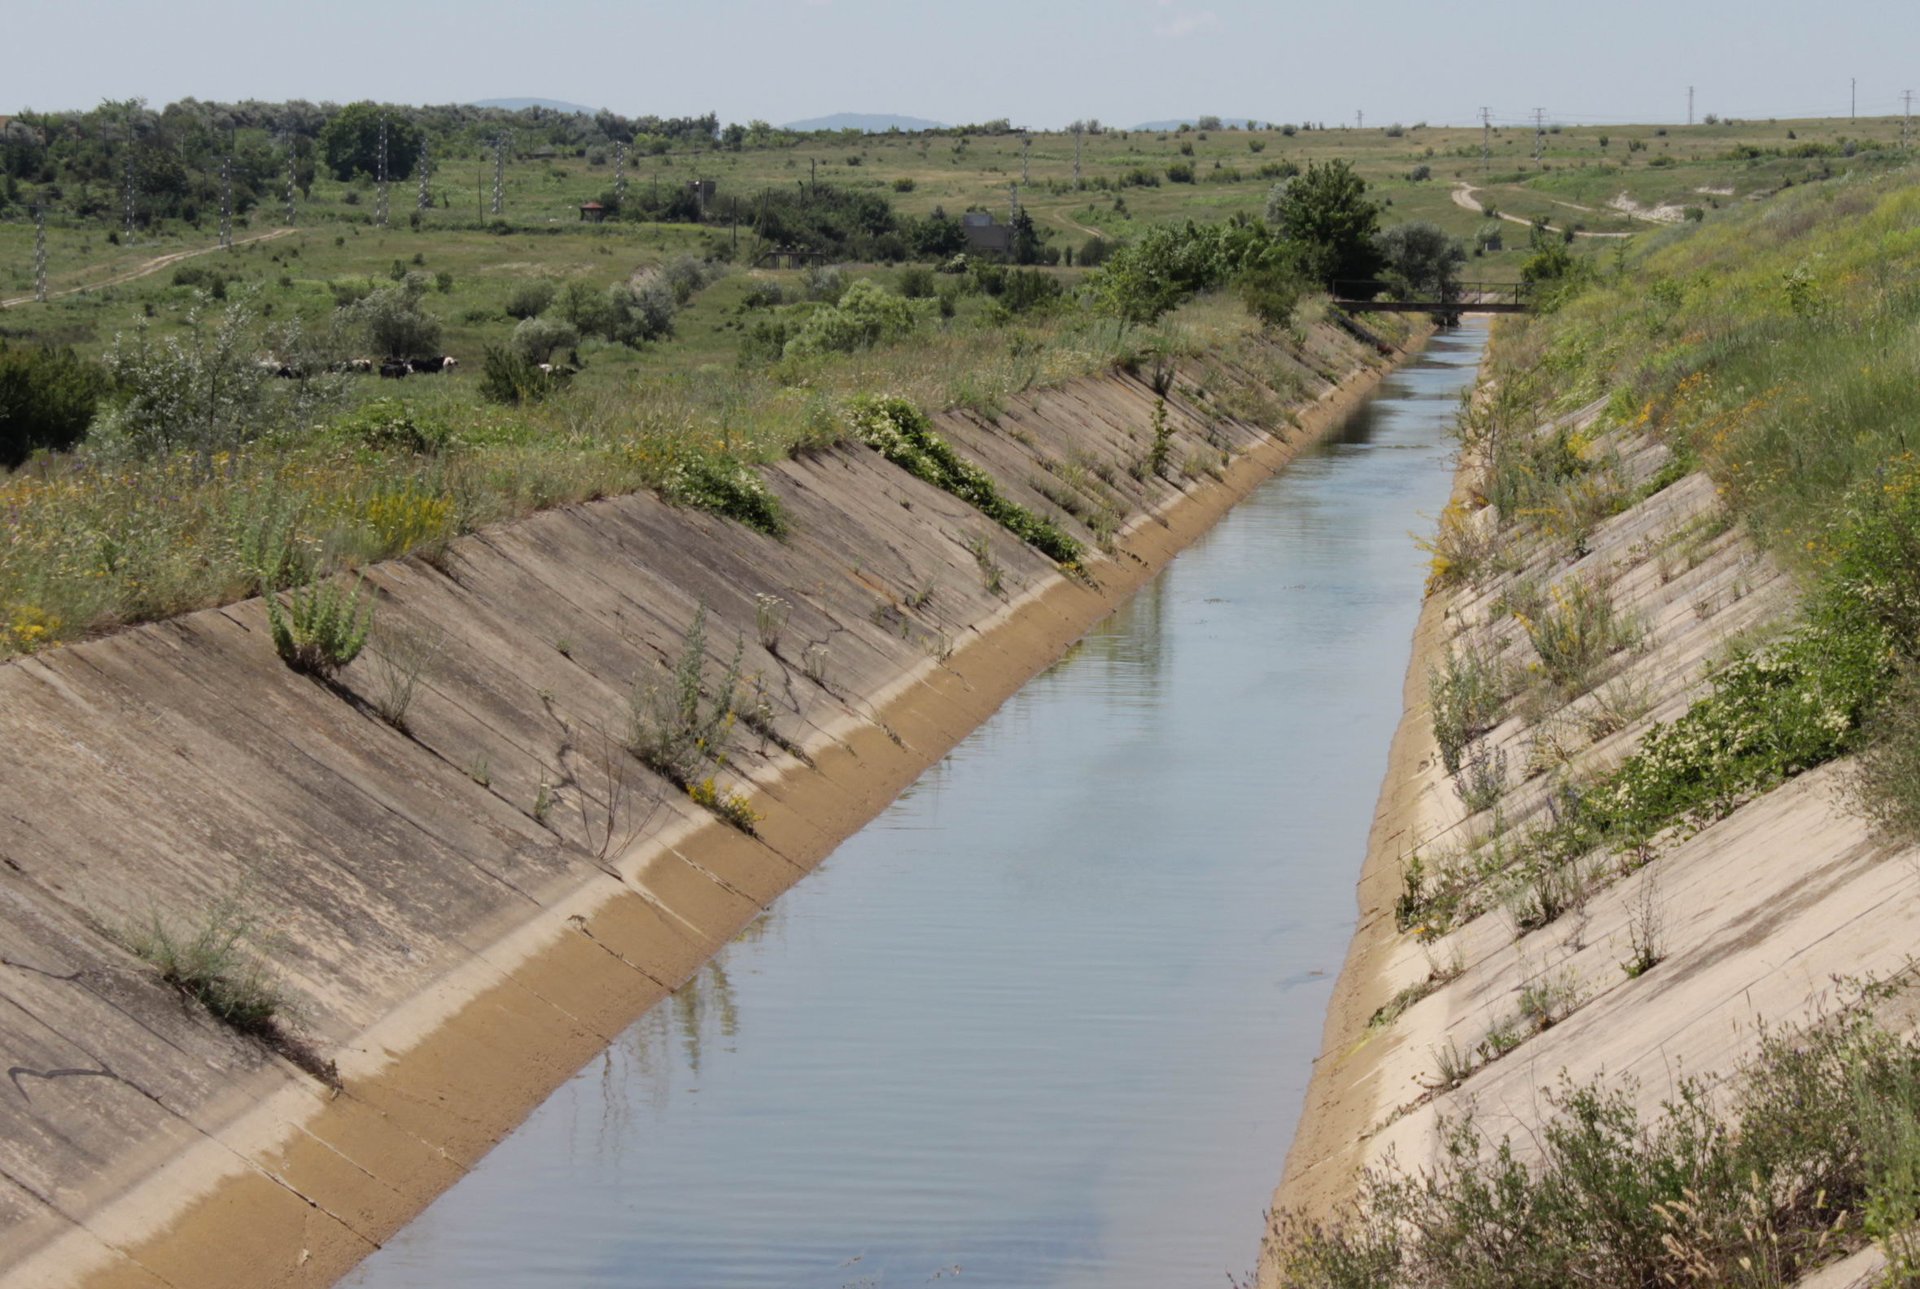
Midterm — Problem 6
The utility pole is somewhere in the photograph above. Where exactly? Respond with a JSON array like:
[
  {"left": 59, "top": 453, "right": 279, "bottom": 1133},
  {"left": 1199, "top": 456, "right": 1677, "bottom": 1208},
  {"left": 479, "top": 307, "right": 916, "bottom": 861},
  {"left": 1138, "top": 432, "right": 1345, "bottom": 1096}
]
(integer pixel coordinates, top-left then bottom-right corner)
[
  {"left": 1073, "top": 121, "right": 1084, "bottom": 189},
  {"left": 32, "top": 204, "right": 47, "bottom": 303},
  {"left": 1533, "top": 108, "right": 1546, "bottom": 166},
  {"left": 1480, "top": 106, "right": 1492, "bottom": 173},
  {"left": 491, "top": 133, "right": 506, "bottom": 216},
  {"left": 1687, "top": 86, "right": 1695, "bottom": 126},
  {"left": 376, "top": 114, "right": 390, "bottom": 227}
]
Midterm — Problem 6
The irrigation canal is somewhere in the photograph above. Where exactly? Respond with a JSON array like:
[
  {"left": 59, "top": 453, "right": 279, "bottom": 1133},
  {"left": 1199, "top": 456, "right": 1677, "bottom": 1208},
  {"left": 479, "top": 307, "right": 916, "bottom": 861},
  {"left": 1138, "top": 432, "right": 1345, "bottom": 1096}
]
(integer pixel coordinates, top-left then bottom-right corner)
[{"left": 345, "top": 325, "right": 1487, "bottom": 1288}]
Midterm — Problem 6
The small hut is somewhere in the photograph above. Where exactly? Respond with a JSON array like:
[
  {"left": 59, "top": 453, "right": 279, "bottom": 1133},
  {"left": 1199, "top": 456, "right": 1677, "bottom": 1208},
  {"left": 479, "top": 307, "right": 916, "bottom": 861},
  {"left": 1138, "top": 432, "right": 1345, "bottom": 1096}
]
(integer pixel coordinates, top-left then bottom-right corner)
[{"left": 578, "top": 200, "right": 608, "bottom": 223}]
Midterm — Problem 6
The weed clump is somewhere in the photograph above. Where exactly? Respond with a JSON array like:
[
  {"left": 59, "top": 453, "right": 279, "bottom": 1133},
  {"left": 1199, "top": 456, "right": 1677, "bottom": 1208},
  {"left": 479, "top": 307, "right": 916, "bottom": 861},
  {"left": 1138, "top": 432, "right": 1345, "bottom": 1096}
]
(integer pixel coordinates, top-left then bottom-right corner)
[
  {"left": 266, "top": 576, "right": 375, "bottom": 676},
  {"left": 847, "top": 395, "right": 1081, "bottom": 566},
  {"left": 1272, "top": 999, "right": 1920, "bottom": 1287}
]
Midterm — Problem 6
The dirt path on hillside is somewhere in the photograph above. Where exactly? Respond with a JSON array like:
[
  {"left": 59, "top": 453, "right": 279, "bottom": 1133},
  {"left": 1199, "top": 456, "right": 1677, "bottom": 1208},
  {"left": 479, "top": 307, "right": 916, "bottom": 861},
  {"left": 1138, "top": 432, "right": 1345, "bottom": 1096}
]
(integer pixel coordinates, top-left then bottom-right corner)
[
  {"left": 0, "top": 226, "right": 296, "bottom": 310},
  {"left": 1450, "top": 183, "right": 1635, "bottom": 239}
]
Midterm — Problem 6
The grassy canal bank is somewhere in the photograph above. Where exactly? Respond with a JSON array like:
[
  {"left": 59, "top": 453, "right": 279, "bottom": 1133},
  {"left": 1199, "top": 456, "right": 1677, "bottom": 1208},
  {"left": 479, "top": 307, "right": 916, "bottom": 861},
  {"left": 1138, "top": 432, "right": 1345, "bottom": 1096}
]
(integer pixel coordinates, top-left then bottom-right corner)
[{"left": 1266, "top": 166, "right": 1920, "bottom": 1288}]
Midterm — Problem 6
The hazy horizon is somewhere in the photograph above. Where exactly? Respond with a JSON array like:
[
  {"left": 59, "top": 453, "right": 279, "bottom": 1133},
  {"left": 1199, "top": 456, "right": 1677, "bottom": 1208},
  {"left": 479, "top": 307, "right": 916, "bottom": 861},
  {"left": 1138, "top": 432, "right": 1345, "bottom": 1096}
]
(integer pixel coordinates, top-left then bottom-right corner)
[{"left": 9, "top": 0, "right": 1918, "bottom": 131}]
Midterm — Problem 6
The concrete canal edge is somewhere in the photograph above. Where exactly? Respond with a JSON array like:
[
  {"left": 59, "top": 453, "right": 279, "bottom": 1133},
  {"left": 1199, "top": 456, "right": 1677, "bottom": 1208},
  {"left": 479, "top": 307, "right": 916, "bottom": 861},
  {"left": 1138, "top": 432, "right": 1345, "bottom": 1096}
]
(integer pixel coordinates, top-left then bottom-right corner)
[{"left": 0, "top": 317, "right": 1430, "bottom": 1289}]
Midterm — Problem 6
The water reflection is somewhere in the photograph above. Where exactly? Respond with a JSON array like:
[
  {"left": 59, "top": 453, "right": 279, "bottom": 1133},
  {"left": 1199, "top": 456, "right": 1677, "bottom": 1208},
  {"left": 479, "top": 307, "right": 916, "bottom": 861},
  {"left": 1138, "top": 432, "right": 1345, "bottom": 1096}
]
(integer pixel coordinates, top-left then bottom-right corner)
[{"left": 347, "top": 326, "right": 1488, "bottom": 1289}]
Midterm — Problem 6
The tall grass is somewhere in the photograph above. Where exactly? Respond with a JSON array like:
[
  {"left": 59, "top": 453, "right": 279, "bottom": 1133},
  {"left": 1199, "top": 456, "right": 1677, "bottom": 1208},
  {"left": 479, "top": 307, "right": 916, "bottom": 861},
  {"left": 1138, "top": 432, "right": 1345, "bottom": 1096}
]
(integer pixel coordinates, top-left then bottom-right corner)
[
  {"left": 1, "top": 291, "right": 1337, "bottom": 658},
  {"left": 1272, "top": 995, "right": 1920, "bottom": 1287}
]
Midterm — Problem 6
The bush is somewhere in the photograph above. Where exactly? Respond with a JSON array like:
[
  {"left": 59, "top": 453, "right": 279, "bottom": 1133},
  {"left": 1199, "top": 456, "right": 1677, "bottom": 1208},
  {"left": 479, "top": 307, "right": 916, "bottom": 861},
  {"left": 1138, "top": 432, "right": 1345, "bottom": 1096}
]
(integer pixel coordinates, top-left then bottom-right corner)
[
  {"left": 171, "top": 262, "right": 231, "bottom": 299},
  {"left": 1166, "top": 162, "right": 1196, "bottom": 184},
  {"left": 1521, "top": 575, "right": 1635, "bottom": 693},
  {"left": 781, "top": 279, "right": 926, "bottom": 359},
  {"left": 626, "top": 604, "right": 743, "bottom": 790},
  {"left": 265, "top": 575, "right": 375, "bottom": 676},
  {"left": 1237, "top": 262, "right": 1305, "bottom": 328},
  {"left": 504, "top": 279, "right": 558, "bottom": 319},
  {"left": 353, "top": 277, "right": 443, "bottom": 359},
  {"left": 126, "top": 897, "right": 284, "bottom": 1033},
  {"left": 663, "top": 454, "right": 788, "bottom": 537},
  {"left": 1272, "top": 1006, "right": 1920, "bottom": 1288},
  {"left": 0, "top": 342, "right": 106, "bottom": 468},
  {"left": 478, "top": 344, "right": 566, "bottom": 405},
  {"left": 332, "top": 399, "right": 451, "bottom": 455},
  {"left": 846, "top": 395, "right": 1080, "bottom": 565},
  {"left": 1430, "top": 637, "right": 1507, "bottom": 776},
  {"left": 510, "top": 315, "right": 580, "bottom": 365},
  {"left": 100, "top": 302, "right": 277, "bottom": 459}
]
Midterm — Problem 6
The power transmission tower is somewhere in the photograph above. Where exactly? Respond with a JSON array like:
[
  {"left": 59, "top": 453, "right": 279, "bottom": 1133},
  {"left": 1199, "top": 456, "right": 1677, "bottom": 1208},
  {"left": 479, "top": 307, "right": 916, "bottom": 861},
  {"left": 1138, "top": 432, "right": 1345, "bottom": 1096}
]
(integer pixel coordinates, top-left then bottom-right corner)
[
  {"left": 491, "top": 134, "right": 506, "bottom": 215},
  {"left": 417, "top": 138, "right": 433, "bottom": 211},
  {"left": 376, "top": 114, "right": 390, "bottom": 227},
  {"left": 1906, "top": 91, "right": 1915, "bottom": 150},
  {"left": 1073, "top": 121, "right": 1084, "bottom": 189},
  {"left": 123, "top": 116, "right": 137, "bottom": 239},
  {"left": 1021, "top": 134, "right": 1030, "bottom": 185},
  {"left": 219, "top": 155, "right": 233, "bottom": 249},
  {"left": 32, "top": 204, "right": 47, "bottom": 303},
  {"left": 1480, "top": 106, "right": 1491, "bottom": 173},
  {"left": 1356, "top": 109, "right": 1363, "bottom": 130},
  {"left": 1533, "top": 108, "right": 1545, "bottom": 166},
  {"left": 614, "top": 140, "right": 627, "bottom": 207},
  {"left": 1852, "top": 77, "right": 1857, "bottom": 120},
  {"left": 1687, "top": 86, "right": 1695, "bottom": 126},
  {"left": 283, "top": 132, "right": 298, "bottom": 225}
]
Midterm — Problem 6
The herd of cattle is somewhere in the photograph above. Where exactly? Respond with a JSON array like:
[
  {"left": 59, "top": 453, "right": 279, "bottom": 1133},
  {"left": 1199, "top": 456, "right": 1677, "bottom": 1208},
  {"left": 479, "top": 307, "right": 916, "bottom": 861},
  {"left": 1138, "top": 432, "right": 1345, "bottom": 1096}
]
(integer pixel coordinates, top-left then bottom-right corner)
[{"left": 258, "top": 355, "right": 461, "bottom": 379}]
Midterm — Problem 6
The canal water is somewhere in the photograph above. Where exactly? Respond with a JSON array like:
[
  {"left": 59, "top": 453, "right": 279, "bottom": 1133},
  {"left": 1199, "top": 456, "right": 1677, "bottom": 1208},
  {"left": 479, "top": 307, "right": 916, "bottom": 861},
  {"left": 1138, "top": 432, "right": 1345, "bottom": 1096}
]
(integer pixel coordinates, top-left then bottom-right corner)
[{"left": 346, "top": 326, "right": 1485, "bottom": 1288}]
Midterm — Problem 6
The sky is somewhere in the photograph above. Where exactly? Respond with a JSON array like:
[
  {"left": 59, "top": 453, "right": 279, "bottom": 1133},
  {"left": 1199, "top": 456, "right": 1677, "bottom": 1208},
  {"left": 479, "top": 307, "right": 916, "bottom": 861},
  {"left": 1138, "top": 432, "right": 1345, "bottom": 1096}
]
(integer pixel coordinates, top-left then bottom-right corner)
[{"left": 8, "top": 0, "right": 1919, "bottom": 130}]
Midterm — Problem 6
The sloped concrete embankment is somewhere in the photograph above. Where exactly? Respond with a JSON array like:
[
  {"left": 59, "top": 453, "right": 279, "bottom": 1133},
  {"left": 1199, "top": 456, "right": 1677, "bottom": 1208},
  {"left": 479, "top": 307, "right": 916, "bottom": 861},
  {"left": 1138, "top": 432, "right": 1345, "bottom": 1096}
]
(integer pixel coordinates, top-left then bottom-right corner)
[
  {"left": 0, "top": 317, "right": 1416, "bottom": 1289},
  {"left": 1263, "top": 399, "right": 1917, "bottom": 1287}
]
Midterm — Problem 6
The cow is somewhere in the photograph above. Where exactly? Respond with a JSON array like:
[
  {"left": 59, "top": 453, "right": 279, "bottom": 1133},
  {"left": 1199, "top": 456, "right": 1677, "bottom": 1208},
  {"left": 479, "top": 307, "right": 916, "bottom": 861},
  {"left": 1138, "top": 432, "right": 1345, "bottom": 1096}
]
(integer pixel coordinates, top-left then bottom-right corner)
[
  {"left": 378, "top": 359, "right": 410, "bottom": 379},
  {"left": 408, "top": 355, "right": 456, "bottom": 375}
]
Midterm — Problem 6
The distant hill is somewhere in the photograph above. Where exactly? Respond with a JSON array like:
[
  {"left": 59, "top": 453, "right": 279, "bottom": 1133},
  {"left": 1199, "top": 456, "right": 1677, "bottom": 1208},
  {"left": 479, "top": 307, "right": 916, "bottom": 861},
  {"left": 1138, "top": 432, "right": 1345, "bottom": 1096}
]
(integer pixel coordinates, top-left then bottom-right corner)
[
  {"left": 784, "top": 113, "right": 947, "bottom": 133},
  {"left": 473, "top": 98, "right": 596, "bottom": 115}
]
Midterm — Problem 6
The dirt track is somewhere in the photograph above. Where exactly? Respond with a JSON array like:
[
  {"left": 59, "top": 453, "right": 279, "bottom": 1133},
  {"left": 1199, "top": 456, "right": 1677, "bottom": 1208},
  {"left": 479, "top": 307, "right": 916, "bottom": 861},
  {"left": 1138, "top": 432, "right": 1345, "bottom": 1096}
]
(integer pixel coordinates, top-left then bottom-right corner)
[{"left": 0, "top": 226, "right": 295, "bottom": 310}]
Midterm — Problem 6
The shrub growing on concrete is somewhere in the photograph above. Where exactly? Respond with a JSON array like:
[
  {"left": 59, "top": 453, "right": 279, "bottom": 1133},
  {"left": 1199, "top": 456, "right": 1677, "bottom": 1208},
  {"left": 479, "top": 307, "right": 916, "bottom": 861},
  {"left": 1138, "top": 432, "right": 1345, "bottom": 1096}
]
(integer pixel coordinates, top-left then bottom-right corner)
[{"left": 266, "top": 575, "right": 375, "bottom": 676}]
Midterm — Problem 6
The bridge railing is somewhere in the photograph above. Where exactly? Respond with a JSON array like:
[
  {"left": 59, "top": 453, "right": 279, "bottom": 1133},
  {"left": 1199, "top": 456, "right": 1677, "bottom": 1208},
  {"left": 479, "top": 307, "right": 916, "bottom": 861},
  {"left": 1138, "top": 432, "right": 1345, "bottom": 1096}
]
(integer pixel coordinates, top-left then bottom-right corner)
[{"left": 1331, "top": 278, "right": 1531, "bottom": 308}]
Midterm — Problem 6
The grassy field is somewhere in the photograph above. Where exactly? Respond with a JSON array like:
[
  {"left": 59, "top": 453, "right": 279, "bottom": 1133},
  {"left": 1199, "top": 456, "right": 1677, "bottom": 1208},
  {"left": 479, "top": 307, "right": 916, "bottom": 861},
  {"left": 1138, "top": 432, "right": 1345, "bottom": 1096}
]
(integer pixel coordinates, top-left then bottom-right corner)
[{"left": 1, "top": 109, "right": 1912, "bottom": 659}]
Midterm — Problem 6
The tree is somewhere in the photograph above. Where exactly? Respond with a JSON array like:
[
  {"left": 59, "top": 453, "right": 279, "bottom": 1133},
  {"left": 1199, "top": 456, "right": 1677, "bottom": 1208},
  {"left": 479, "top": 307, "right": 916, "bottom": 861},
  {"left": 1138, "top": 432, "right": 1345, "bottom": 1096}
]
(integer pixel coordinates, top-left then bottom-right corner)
[
  {"left": 1378, "top": 221, "right": 1467, "bottom": 299},
  {"left": 1266, "top": 159, "right": 1385, "bottom": 291},
  {"left": 318, "top": 103, "right": 421, "bottom": 182},
  {"left": 353, "top": 276, "right": 443, "bottom": 359}
]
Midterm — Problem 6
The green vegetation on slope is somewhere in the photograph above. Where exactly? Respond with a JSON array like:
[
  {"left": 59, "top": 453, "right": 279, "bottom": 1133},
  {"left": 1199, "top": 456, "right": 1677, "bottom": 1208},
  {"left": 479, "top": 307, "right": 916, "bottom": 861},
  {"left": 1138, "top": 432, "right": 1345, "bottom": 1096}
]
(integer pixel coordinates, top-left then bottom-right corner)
[{"left": 1278, "top": 163, "right": 1920, "bottom": 1287}]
